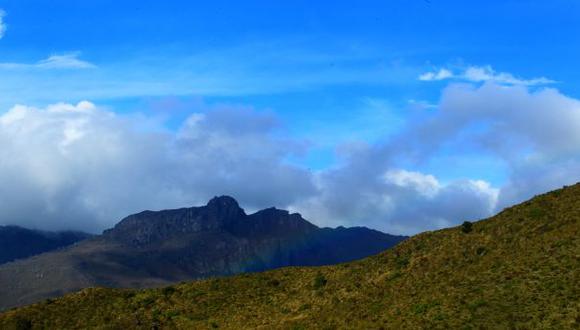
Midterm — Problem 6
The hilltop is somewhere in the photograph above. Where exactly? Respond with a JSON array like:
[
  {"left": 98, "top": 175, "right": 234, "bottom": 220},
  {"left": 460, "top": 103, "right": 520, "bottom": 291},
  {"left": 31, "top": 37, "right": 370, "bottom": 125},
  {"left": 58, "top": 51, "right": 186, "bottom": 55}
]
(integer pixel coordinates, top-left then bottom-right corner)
[
  {"left": 0, "top": 196, "right": 404, "bottom": 311},
  {"left": 1, "top": 184, "right": 578, "bottom": 329}
]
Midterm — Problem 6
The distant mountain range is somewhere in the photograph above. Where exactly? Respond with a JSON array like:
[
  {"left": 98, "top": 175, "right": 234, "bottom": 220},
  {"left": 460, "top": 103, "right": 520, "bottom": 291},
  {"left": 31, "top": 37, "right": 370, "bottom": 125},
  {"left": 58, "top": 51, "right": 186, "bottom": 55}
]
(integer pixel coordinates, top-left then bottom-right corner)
[
  {"left": 0, "top": 196, "right": 406, "bottom": 310},
  {"left": 0, "top": 226, "right": 92, "bottom": 265},
  {"left": 3, "top": 184, "right": 577, "bottom": 329}
]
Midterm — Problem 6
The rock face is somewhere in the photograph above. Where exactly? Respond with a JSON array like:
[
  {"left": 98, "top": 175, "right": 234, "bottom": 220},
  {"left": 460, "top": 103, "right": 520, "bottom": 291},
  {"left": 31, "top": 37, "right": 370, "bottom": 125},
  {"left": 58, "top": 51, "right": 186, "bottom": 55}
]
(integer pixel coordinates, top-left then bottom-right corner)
[
  {"left": 104, "top": 196, "right": 254, "bottom": 245},
  {"left": 0, "top": 226, "right": 92, "bottom": 265},
  {"left": 0, "top": 196, "right": 406, "bottom": 310}
]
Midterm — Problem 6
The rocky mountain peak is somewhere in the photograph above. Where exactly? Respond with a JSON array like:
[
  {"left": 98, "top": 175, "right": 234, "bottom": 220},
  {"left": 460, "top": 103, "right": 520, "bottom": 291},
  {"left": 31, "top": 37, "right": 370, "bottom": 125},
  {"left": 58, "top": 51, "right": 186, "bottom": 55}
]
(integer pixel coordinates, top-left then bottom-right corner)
[
  {"left": 206, "top": 195, "right": 240, "bottom": 209},
  {"left": 103, "top": 197, "right": 319, "bottom": 245},
  {"left": 205, "top": 195, "right": 246, "bottom": 223}
]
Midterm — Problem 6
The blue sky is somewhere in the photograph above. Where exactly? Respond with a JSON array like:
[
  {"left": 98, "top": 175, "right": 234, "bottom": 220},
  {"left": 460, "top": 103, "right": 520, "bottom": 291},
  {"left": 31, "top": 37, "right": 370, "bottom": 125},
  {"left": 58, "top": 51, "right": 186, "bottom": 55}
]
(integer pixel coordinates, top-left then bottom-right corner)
[{"left": 0, "top": 1, "right": 579, "bottom": 234}]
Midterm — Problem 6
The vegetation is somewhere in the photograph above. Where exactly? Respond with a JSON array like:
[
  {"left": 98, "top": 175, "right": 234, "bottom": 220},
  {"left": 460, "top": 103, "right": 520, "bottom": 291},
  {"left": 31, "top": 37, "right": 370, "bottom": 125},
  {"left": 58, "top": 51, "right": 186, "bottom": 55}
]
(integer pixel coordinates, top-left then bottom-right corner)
[
  {"left": 1, "top": 184, "right": 579, "bottom": 329},
  {"left": 461, "top": 221, "right": 473, "bottom": 233},
  {"left": 312, "top": 272, "right": 327, "bottom": 289}
]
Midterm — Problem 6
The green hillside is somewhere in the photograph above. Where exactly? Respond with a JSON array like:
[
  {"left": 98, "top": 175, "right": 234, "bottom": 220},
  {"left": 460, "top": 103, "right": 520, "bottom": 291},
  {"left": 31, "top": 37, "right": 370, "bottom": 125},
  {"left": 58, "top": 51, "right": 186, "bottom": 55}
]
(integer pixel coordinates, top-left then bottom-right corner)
[{"left": 1, "top": 184, "right": 579, "bottom": 329}]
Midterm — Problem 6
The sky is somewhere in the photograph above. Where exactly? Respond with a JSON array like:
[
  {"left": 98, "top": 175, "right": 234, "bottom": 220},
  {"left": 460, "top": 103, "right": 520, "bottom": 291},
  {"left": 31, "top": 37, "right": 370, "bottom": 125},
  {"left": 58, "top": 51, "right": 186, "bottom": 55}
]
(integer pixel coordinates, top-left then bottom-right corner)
[{"left": 0, "top": 1, "right": 579, "bottom": 234}]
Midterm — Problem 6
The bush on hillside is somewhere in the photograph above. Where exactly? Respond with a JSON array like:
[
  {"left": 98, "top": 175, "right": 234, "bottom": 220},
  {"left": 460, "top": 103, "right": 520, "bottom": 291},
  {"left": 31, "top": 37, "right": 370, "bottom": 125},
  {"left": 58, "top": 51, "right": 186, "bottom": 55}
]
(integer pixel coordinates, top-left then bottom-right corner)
[
  {"left": 313, "top": 272, "right": 327, "bottom": 289},
  {"left": 461, "top": 221, "right": 473, "bottom": 233}
]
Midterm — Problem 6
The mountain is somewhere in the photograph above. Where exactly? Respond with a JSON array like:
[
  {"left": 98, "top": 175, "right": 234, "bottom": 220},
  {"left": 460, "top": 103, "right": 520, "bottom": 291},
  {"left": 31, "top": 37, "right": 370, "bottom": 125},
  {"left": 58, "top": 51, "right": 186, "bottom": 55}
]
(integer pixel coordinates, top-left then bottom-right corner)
[
  {"left": 0, "top": 226, "right": 92, "bottom": 265},
  {"left": 0, "top": 196, "right": 405, "bottom": 311},
  {"left": 1, "top": 184, "right": 577, "bottom": 329}
]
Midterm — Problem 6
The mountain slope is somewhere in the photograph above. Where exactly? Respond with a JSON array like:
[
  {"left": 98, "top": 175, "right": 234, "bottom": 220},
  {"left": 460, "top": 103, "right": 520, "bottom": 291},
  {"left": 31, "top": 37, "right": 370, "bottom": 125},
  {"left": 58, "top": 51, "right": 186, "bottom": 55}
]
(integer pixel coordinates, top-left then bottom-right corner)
[
  {"left": 1, "top": 184, "right": 577, "bottom": 329},
  {"left": 0, "top": 196, "right": 405, "bottom": 311},
  {"left": 0, "top": 226, "right": 92, "bottom": 265}
]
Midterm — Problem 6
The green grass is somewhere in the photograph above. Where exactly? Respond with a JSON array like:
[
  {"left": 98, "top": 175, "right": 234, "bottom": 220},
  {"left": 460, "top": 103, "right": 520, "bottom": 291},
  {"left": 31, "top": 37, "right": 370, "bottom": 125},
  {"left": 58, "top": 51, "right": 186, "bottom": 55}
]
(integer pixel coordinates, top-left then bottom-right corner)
[{"left": 1, "top": 184, "right": 579, "bottom": 329}]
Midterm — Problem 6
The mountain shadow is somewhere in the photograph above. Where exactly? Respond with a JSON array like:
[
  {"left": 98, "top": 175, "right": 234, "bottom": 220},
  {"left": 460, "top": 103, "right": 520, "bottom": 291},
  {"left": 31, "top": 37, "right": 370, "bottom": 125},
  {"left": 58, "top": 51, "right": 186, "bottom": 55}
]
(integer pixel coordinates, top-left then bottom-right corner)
[{"left": 0, "top": 226, "right": 92, "bottom": 265}]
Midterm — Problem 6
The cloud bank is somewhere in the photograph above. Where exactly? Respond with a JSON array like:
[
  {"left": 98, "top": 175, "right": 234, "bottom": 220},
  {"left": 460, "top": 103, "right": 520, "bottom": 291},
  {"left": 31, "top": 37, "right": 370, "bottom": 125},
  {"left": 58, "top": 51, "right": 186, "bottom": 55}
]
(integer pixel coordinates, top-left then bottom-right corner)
[
  {"left": 1, "top": 81, "right": 579, "bottom": 235},
  {"left": 305, "top": 82, "right": 580, "bottom": 231},
  {"left": 0, "top": 102, "right": 315, "bottom": 232}
]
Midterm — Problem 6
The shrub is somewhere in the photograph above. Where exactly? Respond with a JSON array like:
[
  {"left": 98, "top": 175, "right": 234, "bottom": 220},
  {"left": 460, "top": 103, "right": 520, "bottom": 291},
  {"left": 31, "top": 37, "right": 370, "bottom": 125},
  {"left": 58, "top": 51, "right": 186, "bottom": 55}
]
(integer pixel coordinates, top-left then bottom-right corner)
[
  {"left": 139, "top": 295, "right": 156, "bottom": 307},
  {"left": 461, "top": 221, "right": 473, "bottom": 233},
  {"left": 162, "top": 286, "right": 176, "bottom": 297},
  {"left": 412, "top": 303, "right": 430, "bottom": 315},
  {"left": 267, "top": 279, "right": 280, "bottom": 287},
  {"left": 10, "top": 317, "right": 32, "bottom": 330},
  {"left": 313, "top": 272, "right": 327, "bottom": 289},
  {"left": 395, "top": 256, "right": 409, "bottom": 268},
  {"left": 528, "top": 207, "right": 546, "bottom": 219}
]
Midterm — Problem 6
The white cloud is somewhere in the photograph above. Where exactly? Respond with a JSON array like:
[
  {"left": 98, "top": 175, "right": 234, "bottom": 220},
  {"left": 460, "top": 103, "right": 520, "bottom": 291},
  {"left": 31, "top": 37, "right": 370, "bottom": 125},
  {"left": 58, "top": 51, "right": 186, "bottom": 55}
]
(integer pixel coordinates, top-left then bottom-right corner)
[
  {"left": 0, "top": 101, "right": 315, "bottom": 232},
  {"left": 36, "top": 53, "right": 96, "bottom": 69},
  {"left": 292, "top": 80, "right": 580, "bottom": 234},
  {"left": 418, "top": 68, "right": 453, "bottom": 81},
  {"left": 398, "top": 82, "right": 580, "bottom": 209},
  {"left": 0, "top": 52, "right": 96, "bottom": 70},
  {"left": 293, "top": 164, "right": 499, "bottom": 235},
  {"left": 436, "top": 83, "right": 580, "bottom": 157},
  {"left": 462, "top": 65, "right": 555, "bottom": 85},
  {"left": 383, "top": 169, "right": 439, "bottom": 198},
  {"left": 419, "top": 65, "right": 555, "bottom": 86}
]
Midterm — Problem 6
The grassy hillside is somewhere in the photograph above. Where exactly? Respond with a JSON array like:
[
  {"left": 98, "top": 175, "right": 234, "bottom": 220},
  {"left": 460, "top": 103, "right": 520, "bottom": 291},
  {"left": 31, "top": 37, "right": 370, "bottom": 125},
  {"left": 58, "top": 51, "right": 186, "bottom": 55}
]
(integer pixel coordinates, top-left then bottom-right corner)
[{"left": 1, "top": 184, "right": 579, "bottom": 329}]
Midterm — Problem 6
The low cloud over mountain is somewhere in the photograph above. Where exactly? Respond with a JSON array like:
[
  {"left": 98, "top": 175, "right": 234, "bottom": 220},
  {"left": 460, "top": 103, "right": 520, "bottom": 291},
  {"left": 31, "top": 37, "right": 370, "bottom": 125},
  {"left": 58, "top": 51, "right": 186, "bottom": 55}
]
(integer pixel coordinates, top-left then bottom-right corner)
[{"left": 0, "top": 81, "right": 579, "bottom": 234}]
